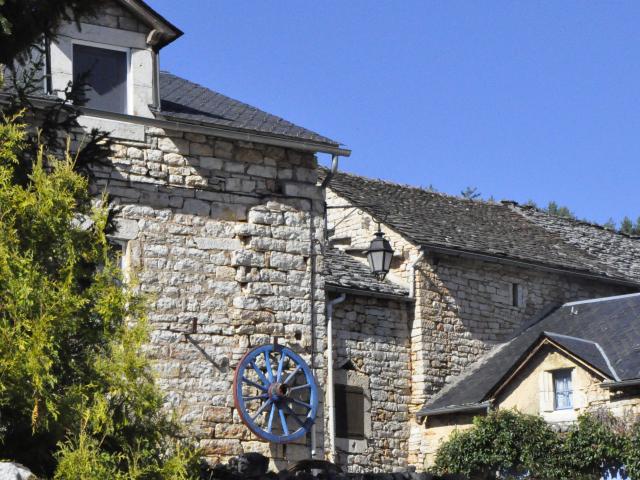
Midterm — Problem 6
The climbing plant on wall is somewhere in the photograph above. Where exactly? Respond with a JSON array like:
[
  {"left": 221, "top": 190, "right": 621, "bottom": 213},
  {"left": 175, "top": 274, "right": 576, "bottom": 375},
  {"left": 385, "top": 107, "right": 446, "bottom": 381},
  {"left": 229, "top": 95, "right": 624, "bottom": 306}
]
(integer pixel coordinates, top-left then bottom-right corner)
[{"left": 433, "top": 409, "right": 640, "bottom": 480}]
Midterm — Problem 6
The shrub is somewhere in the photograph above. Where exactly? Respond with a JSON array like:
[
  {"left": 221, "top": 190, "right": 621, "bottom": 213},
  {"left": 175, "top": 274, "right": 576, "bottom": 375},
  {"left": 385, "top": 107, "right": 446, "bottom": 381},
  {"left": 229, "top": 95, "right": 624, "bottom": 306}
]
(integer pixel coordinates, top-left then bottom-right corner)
[{"left": 433, "top": 410, "right": 562, "bottom": 479}]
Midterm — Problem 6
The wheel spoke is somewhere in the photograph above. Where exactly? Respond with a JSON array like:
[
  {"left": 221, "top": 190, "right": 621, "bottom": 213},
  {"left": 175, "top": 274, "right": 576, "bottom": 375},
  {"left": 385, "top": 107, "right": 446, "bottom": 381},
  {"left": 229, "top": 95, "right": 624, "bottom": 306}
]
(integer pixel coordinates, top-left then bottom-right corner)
[
  {"left": 250, "top": 361, "right": 270, "bottom": 386},
  {"left": 289, "top": 383, "right": 310, "bottom": 392},
  {"left": 282, "top": 403, "right": 305, "bottom": 427},
  {"left": 251, "top": 399, "right": 273, "bottom": 421},
  {"left": 263, "top": 351, "right": 274, "bottom": 382},
  {"left": 278, "top": 407, "right": 289, "bottom": 435},
  {"left": 267, "top": 403, "right": 276, "bottom": 433},
  {"left": 242, "top": 377, "right": 267, "bottom": 392},
  {"left": 243, "top": 395, "right": 268, "bottom": 402},
  {"left": 283, "top": 365, "right": 301, "bottom": 385},
  {"left": 290, "top": 398, "right": 312, "bottom": 409},
  {"left": 276, "top": 352, "right": 286, "bottom": 382}
]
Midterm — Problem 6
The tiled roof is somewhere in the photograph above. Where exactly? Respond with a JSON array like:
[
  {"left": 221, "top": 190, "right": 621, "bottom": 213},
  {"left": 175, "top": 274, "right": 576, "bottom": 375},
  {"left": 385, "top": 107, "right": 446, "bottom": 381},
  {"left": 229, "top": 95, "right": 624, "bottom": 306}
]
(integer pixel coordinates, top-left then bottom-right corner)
[
  {"left": 159, "top": 72, "right": 340, "bottom": 147},
  {"left": 324, "top": 170, "right": 640, "bottom": 285},
  {"left": 323, "top": 249, "right": 409, "bottom": 299},
  {"left": 418, "top": 293, "right": 640, "bottom": 417}
]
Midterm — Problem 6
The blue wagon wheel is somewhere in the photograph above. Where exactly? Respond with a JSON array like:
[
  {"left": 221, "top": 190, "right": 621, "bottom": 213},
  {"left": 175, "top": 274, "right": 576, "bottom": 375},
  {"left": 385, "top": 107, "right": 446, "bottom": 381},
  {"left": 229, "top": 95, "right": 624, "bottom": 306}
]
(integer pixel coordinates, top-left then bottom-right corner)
[{"left": 233, "top": 344, "right": 318, "bottom": 444}]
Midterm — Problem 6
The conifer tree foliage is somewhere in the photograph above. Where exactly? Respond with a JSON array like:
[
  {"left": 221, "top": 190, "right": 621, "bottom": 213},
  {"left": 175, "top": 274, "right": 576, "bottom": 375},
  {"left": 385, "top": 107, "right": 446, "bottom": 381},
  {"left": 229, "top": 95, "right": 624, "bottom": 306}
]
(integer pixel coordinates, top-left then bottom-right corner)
[
  {"left": 0, "top": 0, "right": 102, "bottom": 65},
  {"left": 0, "top": 2, "right": 200, "bottom": 473},
  {"left": 0, "top": 110, "right": 199, "bottom": 478}
]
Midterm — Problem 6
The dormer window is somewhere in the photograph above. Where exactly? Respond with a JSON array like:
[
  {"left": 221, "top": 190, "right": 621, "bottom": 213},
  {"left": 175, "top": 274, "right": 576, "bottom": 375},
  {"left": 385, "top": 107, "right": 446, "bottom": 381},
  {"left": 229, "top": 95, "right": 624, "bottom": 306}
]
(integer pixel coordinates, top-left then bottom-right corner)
[{"left": 73, "top": 43, "right": 129, "bottom": 114}]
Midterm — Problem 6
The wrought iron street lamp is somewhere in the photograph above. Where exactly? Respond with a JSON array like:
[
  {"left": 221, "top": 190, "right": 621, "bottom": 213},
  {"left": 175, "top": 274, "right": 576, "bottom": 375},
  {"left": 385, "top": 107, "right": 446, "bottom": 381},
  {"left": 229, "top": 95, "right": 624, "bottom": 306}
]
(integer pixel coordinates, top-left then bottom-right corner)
[{"left": 366, "top": 224, "right": 394, "bottom": 281}]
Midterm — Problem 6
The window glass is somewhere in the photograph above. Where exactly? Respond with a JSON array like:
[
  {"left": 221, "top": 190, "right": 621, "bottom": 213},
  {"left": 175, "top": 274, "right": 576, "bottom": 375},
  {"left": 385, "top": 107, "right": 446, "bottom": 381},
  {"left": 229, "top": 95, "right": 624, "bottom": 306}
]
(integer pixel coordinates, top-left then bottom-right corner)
[
  {"left": 553, "top": 369, "right": 573, "bottom": 410},
  {"left": 334, "top": 384, "right": 365, "bottom": 439},
  {"left": 73, "top": 44, "right": 127, "bottom": 114}
]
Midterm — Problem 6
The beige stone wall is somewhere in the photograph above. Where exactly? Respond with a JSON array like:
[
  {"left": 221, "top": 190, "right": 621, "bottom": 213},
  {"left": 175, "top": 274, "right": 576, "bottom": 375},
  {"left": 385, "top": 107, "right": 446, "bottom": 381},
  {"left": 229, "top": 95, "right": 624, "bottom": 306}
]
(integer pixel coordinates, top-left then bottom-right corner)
[
  {"left": 422, "top": 413, "right": 477, "bottom": 468},
  {"left": 331, "top": 294, "right": 412, "bottom": 472},
  {"left": 326, "top": 188, "right": 632, "bottom": 467},
  {"left": 91, "top": 127, "right": 326, "bottom": 468}
]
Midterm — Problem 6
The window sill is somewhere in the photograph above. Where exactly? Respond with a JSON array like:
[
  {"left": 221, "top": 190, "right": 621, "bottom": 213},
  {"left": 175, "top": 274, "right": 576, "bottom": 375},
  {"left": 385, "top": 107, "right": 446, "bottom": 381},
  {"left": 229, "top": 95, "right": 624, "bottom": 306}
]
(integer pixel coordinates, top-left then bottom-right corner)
[
  {"left": 335, "top": 436, "right": 367, "bottom": 454},
  {"left": 78, "top": 114, "right": 145, "bottom": 142}
]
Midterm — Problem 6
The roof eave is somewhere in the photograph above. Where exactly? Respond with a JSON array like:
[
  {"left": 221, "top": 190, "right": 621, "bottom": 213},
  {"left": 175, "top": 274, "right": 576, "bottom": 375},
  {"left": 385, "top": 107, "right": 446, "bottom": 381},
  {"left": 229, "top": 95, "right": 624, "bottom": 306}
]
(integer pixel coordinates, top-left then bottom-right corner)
[
  {"left": 601, "top": 378, "right": 640, "bottom": 390},
  {"left": 417, "top": 401, "right": 492, "bottom": 420},
  {"left": 0, "top": 93, "right": 350, "bottom": 156},
  {"left": 154, "top": 111, "right": 350, "bottom": 156},
  {"left": 117, "top": 0, "right": 183, "bottom": 49},
  {"left": 325, "top": 284, "right": 412, "bottom": 302}
]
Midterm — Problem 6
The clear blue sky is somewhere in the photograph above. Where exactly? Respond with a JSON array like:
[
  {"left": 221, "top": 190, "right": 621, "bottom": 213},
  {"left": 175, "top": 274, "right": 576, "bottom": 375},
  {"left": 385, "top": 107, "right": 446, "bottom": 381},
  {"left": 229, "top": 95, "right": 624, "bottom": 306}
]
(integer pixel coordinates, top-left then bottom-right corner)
[{"left": 148, "top": 1, "right": 640, "bottom": 225}]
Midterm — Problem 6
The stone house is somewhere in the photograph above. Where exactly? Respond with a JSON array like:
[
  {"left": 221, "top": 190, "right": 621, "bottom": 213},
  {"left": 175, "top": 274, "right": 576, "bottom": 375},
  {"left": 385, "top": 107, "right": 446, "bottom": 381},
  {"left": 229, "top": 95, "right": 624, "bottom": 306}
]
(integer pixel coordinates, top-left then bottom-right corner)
[
  {"left": 324, "top": 170, "right": 640, "bottom": 467},
  {"left": 418, "top": 292, "right": 640, "bottom": 466},
  {"left": 4, "top": 0, "right": 352, "bottom": 470},
  {"left": 6, "top": 0, "right": 640, "bottom": 474}
]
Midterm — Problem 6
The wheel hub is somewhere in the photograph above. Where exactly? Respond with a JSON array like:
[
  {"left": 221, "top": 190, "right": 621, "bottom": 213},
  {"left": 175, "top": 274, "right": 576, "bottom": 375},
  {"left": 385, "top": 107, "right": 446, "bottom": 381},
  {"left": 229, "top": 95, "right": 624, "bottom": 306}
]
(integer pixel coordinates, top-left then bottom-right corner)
[{"left": 268, "top": 382, "right": 289, "bottom": 401}]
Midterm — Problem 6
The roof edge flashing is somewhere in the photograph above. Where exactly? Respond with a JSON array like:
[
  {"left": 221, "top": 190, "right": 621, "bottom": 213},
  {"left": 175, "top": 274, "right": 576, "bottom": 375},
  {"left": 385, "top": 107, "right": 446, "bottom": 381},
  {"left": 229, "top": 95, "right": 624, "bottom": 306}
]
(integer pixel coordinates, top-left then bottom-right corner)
[
  {"left": 563, "top": 292, "right": 640, "bottom": 308},
  {"left": 417, "top": 401, "right": 492, "bottom": 420}
]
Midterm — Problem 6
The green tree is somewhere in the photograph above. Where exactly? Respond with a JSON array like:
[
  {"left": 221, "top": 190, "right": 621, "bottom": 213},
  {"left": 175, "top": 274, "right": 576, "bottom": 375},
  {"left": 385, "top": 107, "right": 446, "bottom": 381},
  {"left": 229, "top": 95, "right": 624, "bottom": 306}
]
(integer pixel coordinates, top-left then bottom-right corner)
[
  {"left": 433, "top": 410, "right": 562, "bottom": 479},
  {"left": 603, "top": 218, "right": 617, "bottom": 231},
  {"left": 0, "top": 109, "right": 198, "bottom": 478},
  {"left": 561, "top": 411, "right": 627, "bottom": 479},
  {"left": 620, "top": 216, "right": 634, "bottom": 235},
  {"left": 545, "top": 201, "right": 576, "bottom": 219},
  {"left": 461, "top": 186, "right": 482, "bottom": 200},
  {"left": 0, "top": 0, "right": 102, "bottom": 64}
]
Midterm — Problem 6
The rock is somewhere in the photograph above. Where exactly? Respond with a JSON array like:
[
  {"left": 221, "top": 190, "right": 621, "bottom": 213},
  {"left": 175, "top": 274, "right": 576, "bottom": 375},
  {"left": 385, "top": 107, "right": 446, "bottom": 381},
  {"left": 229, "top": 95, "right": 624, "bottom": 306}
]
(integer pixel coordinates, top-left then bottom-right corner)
[
  {"left": 228, "top": 452, "right": 269, "bottom": 478},
  {"left": 0, "top": 462, "right": 37, "bottom": 479}
]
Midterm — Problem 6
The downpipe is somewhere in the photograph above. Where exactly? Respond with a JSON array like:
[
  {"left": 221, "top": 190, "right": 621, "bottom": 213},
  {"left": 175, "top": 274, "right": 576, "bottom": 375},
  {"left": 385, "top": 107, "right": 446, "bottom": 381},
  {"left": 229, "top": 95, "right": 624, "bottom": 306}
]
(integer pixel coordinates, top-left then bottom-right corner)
[
  {"left": 326, "top": 293, "right": 346, "bottom": 462},
  {"left": 408, "top": 249, "right": 425, "bottom": 298}
]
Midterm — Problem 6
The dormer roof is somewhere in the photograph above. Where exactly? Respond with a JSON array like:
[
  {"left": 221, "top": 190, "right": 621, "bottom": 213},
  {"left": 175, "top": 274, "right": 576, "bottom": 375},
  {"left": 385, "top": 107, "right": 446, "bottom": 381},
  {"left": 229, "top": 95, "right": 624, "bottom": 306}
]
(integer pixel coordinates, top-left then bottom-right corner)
[{"left": 115, "top": 0, "right": 183, "bottom": 48}]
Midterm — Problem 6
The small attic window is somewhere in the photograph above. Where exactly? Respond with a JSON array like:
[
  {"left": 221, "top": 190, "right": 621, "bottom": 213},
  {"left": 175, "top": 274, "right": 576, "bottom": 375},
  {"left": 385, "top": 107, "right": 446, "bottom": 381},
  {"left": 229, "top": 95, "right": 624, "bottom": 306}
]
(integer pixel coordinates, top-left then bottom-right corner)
[
  {"left": 511, "top": 283, "right": 524, "bottom": 307},
  {"left": 73, "top": 44, "right": 128, "bottom": 114}
]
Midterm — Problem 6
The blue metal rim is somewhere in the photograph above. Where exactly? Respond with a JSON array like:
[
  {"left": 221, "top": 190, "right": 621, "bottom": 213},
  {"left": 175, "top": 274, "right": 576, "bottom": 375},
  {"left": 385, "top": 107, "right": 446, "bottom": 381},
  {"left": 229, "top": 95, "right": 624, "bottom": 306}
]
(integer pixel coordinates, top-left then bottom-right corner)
[{"left": 233, "top": 344, "right": 318, "bottom": 444}]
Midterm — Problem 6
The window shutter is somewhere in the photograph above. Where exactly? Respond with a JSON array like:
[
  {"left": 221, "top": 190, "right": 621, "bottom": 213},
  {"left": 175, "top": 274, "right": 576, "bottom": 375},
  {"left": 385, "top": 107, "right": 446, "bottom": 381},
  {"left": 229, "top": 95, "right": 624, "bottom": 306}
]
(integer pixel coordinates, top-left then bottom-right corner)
[
  {"left": 334, "top": 384, "right": 365, "bottom": 439},
  {"left": 539, "top": 371, "right": 554, "bottom": 412}
]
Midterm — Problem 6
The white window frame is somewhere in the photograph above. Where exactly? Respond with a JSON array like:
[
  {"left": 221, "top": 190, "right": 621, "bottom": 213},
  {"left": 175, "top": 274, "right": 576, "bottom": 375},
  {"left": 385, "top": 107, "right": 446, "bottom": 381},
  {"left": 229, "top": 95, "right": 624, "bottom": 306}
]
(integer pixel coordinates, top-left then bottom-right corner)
[
  {"left": 552, "top": 369, "right": 573, "bottom": 411},
  {"left": 70, "top": 39, "right": 133, "bottom": 115}
]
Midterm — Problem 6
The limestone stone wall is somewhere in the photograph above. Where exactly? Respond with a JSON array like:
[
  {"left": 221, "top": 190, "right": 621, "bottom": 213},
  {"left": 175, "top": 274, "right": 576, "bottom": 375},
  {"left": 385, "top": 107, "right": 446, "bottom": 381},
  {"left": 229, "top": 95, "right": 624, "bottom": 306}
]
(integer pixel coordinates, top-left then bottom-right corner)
[
  {"left": 87, "top": 1, "right": 150, "bottom": 34},
  {"left": 331, "top": 294, "right": 412, "bottom": 473},
  {"left": 89, "top": 126, "right": 326, "bottom": 468},
  {"left": 325, "top": 188, "right": 632, "bottom": 467}
]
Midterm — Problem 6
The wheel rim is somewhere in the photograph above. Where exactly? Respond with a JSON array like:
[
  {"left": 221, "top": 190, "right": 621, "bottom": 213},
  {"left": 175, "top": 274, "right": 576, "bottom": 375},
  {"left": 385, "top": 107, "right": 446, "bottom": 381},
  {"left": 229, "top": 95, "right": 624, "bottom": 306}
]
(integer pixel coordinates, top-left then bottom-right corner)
[{"left": 233, "top": 344, "right": 318, "bottom": 444}]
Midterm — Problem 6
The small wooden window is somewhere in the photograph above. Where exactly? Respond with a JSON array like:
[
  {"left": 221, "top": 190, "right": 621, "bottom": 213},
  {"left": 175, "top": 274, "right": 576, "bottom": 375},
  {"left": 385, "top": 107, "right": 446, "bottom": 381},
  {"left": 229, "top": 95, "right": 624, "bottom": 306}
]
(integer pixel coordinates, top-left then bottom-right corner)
[
  {"left": 512, "top": 283, "right": 523, "bottom": 307},
  {"left": 73, "top": 44, "right": 128, "bottom": 114},
  {"left": 334, "top": 384, "right": 365, "bottom": 439},
  {"left": 553, "top": 369, "right": 573, "bottom": 410}
]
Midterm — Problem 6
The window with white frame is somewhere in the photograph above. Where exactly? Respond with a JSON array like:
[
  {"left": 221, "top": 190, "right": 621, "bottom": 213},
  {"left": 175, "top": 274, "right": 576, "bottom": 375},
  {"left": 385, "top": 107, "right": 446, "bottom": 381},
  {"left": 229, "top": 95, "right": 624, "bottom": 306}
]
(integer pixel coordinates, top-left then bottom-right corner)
[
  {"left": 553, "top": 369, "right": 573, "bottom": 410},
  {"left": 73, "top": 44, "right": 128, "bottom": 114}
]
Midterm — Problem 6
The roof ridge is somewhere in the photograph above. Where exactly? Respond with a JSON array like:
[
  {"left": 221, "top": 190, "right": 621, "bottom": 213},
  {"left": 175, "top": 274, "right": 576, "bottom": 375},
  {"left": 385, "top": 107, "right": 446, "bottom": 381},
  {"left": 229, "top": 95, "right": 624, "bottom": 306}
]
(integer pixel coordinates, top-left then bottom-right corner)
[
  {"left": 324, "top": 169, "right": 640, "bottom": 241},
  {"left": 511, "top": 203, "right": 640, "bottom": 240},
  {"left": 321, "top": 167, "right": 502, "bottom": 206}
]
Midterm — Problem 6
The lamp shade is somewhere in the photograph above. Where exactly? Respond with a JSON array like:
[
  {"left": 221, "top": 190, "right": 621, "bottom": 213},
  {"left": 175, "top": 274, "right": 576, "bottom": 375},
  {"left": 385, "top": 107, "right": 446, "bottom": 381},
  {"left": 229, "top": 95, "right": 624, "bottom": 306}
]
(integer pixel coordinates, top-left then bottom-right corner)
[{"left": 366, "top": 230, "right": 394, "bottom": 281}]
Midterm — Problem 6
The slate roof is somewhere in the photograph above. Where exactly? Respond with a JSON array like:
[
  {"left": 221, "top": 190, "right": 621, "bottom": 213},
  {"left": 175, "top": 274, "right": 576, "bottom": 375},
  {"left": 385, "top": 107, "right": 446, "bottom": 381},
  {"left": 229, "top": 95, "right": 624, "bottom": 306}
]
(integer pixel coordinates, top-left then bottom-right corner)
[
  {"left": 418, "top": 293, "right": 640, "bottom": 417},
  {"left": 544, "top": 332, "right": 619, "bottom": 381},
  {"left": 159, "top": 72, "right": 340, "bottom": 147},
  {"left": 323, "top": 249, "right": 410, "bottom": 299},
  {"left": 324, "top": 170, "right": 640, "bottom": 285}
]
